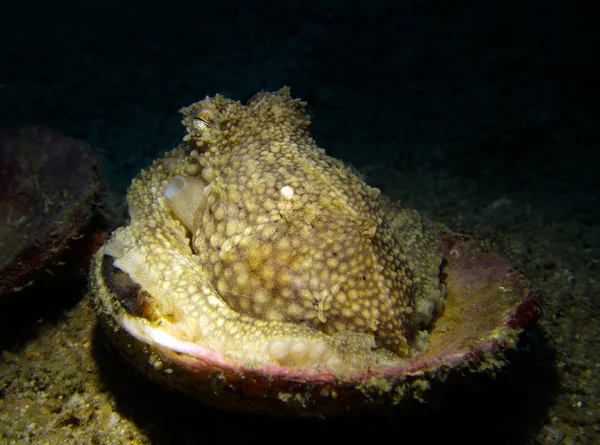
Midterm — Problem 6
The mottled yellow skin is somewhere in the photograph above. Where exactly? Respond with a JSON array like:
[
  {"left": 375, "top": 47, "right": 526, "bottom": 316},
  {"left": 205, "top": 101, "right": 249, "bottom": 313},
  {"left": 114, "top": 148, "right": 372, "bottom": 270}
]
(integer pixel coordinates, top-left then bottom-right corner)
[{"left": 92, "top": 88, "right": 445, "bottom": 372}]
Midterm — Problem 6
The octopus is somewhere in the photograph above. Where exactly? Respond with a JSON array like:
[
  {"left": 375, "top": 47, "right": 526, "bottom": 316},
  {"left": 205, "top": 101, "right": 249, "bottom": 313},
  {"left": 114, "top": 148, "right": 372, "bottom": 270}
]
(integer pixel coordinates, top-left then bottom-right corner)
[{"left": 91, "top": 88, "right": 537, "bottom": 416}]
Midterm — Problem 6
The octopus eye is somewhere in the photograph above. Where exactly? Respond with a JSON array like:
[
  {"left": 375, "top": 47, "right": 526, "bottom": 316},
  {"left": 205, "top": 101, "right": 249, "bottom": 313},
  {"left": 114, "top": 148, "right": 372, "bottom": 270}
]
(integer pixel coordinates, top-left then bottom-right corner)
[
  {"left": 193, "top": 109, "right": 215, "bottom": 132},
  {"left": 101, "top": 254, "right": 156, "bottom": 320}
]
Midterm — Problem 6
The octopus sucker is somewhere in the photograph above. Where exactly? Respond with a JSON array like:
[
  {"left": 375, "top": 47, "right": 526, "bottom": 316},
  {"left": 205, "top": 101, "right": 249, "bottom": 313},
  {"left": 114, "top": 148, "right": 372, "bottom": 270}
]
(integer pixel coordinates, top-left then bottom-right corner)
[
  {"left": 90, "top": 88, "right": 538, "bottom": 417},
  {"left": 163, "top": 175, "right": 206, "bottom": 231}
]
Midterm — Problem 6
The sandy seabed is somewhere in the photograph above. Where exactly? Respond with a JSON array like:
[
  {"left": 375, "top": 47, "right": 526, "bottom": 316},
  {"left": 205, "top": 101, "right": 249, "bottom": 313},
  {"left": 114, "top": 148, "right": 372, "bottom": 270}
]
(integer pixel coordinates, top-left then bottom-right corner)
[{"left": 1, "top": 159, "right": 597, "bottom": 445}]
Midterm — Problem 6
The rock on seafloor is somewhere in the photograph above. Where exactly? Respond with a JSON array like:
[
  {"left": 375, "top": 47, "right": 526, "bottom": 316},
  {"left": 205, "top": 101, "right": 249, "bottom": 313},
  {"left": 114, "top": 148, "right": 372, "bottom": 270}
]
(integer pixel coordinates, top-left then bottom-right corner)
[
  {"left": 90, "top": 88, "right": 540, "bottom": 417},
  {"left": 0, "top": 125, "right": 103, "bottom": 302}
]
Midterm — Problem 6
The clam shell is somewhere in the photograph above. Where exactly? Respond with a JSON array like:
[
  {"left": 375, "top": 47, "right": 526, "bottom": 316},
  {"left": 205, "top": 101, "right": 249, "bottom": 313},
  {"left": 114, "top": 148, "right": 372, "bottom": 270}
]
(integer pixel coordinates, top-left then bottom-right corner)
[
  {"left": 93, "top": 227, "right": 537, "bottom": 417},
  {"left": 0, "top": 125, "right": 102, "bottom": 300}
]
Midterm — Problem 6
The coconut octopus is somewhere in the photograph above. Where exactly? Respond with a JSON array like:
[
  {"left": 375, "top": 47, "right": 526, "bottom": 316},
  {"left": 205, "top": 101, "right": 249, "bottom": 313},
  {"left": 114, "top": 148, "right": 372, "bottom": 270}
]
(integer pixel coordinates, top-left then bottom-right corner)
[{"left": 90, "top": 88, "right": 538, "bottom": 417}]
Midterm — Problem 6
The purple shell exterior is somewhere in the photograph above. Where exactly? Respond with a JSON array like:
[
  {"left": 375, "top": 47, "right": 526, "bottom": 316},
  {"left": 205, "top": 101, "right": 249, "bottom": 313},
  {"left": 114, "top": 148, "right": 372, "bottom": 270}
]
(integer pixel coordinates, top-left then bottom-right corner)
[{"left": 0, "top": 125, "right": 102, "bottom": 298}]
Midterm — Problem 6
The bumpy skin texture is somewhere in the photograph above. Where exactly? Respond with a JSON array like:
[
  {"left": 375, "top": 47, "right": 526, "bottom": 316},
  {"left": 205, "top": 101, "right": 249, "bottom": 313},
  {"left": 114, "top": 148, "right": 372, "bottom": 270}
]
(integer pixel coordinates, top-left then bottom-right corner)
[
  {"left": 179, "top": 89, "right": 444, "bottom": 355},
  {"left": 93, "top": 88, "right": 445, "bottom": 375}
]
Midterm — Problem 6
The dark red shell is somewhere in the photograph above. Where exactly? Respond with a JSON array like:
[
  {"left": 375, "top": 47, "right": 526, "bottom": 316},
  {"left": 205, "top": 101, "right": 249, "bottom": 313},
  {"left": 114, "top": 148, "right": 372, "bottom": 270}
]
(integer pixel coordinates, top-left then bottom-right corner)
[{"left": 0, "top": 125, "right": 102, "bottom": 298}]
